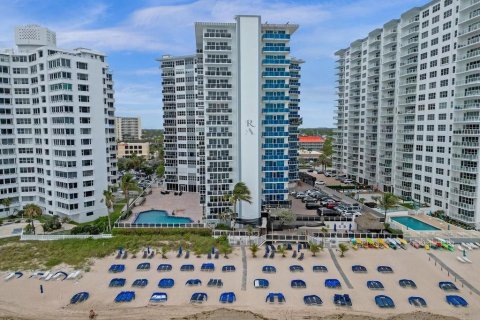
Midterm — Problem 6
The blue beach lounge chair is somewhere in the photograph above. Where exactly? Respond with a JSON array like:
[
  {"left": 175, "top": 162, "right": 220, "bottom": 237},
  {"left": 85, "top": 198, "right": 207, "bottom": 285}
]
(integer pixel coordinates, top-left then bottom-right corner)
[
  {"left": 149, "top": 292, "right": 167, "bottom": 303},
  {"left": 157, "top": 264, "right": 172, "bottom": 272},
  {"left": 158, "top": 278, "right": 175, "bottom": 288},
  {"left": 132, "top": 279, "right": 148, "bottom": 288},
  {"left": 180, "top": 264, "right": 194, "bottom": 272},
  {"left": 70, "top": 292, "right": 89, "bottom": 304},
  {"left": 313, "top": 265, "right": 328, "bottom": 273},
  {"left": 352, "top": 265, "right": 367, "bottom": 273},
  {"left": 186, "top": 279, "right": 202, "bottom": 286},
  {"left": 219, "top": 292, "right": 236, "bottom": 304},
  {"left": 109, "top": 278, "right": 126, "bottom": 287},
  {"left": 291, "top": 279, "right": 307, "bottom": 288},
  {"left": 375, "top": 295, "right": 395, "bottom": 308},
  {"left": 289, "top": 265, "right": 304, "bottom": 272},
  {"left": 254, "top": 279, "right": 269, "bottom": 289},
  {"left": 136, "top": 262, "right": 150, "bottom": 271},
  {"left": 446, "top": 295, "right": 468, "bottom": 307},
  {"left": 201, "top": 263, "right": 215, "bottom": 272},
  {"left": 207, "top": 278, "right": 223, "bottom": 287},
  {"left": 408, "top": 296, "right": 427, "bottom": 307},
  {"left": 190, "top": 292, "right": 208, "bottom": 304},
  {"left": 399, "top": 279, "right": 417, "bottom": 288},
  {"left": 367, "top": 280, "right": 384, "bottom": 290},
  {"left": 325, "top": 279, "right": 341, "bottom": 289},
  {"left": 377, "top": 266, "right": 393, "bottom": 273},
  {"left": 222, "top": 265, "right": 236, "bottom": 272},
  {"left": 265, "top": 293, "right": 286, "bottom": 304},
  {"left": 304, "top": 295, "right": 322, "bottom": 306},
  {"left": 262, "top": 265, "right": 276, "bottom": 273}
]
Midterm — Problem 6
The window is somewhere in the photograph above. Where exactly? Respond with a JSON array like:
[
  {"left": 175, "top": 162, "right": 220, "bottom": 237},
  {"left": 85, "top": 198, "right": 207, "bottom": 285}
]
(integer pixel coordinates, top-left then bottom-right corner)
[
  {"left": 431, "top": 38, "right": 438, "bottom": 46},
  {"left": 442, "top": 34, "right": 451, "bottom": 42},
  {"left": 443, "top": 22, "right": 451, "bottom": 30},
  {"left": 440, "top": 79, "right": 448, "bottom": 86},
  {"left": 441, "top": 45, "right": 450, "bottom": 53},
  {"left": 430, "top": 49, "right": 438, "bottom": 57},
  {"left": 432, "top": 15, "right": 440, "bottom": 24},
  {"left": 444, "top": 9, "right": 452, "bottom": 18},
  {"left": 76, "top": 62, "right": 88, "bottom": 70}
]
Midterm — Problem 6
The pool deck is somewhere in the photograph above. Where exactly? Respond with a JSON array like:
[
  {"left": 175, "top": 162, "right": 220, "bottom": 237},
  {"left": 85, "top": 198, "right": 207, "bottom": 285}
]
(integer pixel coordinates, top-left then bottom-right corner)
[{"left": 126, "top": 187, "right": 203, "bottom": 223}]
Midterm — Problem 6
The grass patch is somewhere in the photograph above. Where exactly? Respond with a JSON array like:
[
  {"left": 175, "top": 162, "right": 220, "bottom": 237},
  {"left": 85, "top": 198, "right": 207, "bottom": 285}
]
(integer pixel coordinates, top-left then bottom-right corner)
[
  {"left": 401, "top": 203, "right": 415, "bottom": 209},
  {"left": 0, "top": 232, "right": 229, "bottom": 271}
]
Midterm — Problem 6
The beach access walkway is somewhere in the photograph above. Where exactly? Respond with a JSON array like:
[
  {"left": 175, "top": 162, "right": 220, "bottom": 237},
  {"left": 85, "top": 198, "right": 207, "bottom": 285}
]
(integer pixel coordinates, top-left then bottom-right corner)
[
  {"left": 329, "top": 248, "right": 353, "bottom": 289},
  {"left": 241, "top": 245, "right": 247, "bottom": 291},
  {"left": 427, "top": 253, "right": 480, "bottom": 296}
]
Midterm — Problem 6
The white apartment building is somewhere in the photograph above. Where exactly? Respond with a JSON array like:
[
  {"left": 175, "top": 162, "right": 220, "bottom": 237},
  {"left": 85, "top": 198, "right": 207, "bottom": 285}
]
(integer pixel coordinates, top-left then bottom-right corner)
[
  {"left": 160, "top": 16, "right": 302, "bottom": 223},
  {"left": 115, "top": 116, "right": 142, "bottom": 141},
  {"left": 334, "top": 0, "right": 480, "bottom": 229},
  {"left": 0, "top": 25, "right": 117, "bottom": 222}
]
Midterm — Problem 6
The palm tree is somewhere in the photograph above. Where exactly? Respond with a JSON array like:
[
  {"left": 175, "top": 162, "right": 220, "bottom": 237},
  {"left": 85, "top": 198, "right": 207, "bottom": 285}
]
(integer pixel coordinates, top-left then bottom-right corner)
[
  {"left": 220, "top": 245, "right": 231, "bottom": 259},
  {"left": 1, "top": 197, "right": 12, "bottom": 217},
  {"left": 246, "top": 225, "right": 254, "bottom": 244},
  {"left": 103, "top": 189, "right": 115, "bottom": 232},
  {"left": 377, "top": 193, "right": 399, "bottom": 224},
  {"left": 23, "top": 204, "right": 42, "bottom": 234},
  {"left": 309, "top": 241, "right": 323, "bottom": 257},
  {"left": 338, "top": 243, "right": 349, "bottom": 258},
  {"left": 277, "top": 245, "right": 287, "bottom": 257},
  {"left": 224, "top": 182, "right": 252, "bottom": 226},
  {"left": 318, "top": 153, "right": 329, "bottom": 171},
  {"left": 249, "top": 243, "right": 259, "bottom": 258},
  {"left": 120, "top": 173, "right": 138, "bottom": 208}
]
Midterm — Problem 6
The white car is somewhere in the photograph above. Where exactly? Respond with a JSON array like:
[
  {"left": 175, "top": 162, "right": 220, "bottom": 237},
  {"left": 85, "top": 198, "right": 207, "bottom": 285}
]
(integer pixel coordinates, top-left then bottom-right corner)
[
  {"left": 315, "top": 181, "right": 326, "bottom": 186},
  {"left": 343, "top": 210, "right": 362, "bottom": 218},
  {"left": 343, "top": 179, "right": 354, "bottom": 184}
]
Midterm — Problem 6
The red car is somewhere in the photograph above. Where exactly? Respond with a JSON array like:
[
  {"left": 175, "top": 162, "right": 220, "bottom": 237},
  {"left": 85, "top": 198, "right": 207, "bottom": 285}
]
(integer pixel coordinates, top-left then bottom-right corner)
[{"left": 326, "top": 201, "right": 337, "bottom": 209}]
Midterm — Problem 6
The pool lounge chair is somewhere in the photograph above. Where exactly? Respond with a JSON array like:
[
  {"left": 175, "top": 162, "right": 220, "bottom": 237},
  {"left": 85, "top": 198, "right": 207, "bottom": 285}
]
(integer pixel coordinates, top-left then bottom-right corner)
[
  {"left": 207, "top": 252, "right": 212, "bottom": 259},
  {"left": 66, "top": 270, "right": 81, "bottom": 280},
  {"left": 439, "top": 281, "right": 458, "bottom": 291},
  {"left": 157, "top": 264, "right": 172, "bottom": 272},
  {"left": 399, "top": 279, "right": 417, "bottom": 289},
  {"left": 446, "top": 295, "right": 468, "bottom": 307},
  {"left": 122, "top": 251, "right": 128, "bottom": 259},
  {"left": 352, "top": 265, "right": 367, "bottom": 273},
  {"left": 158, "top": 278, "right": 175, "bottom": 288},
  {"left": 190, "top": 292, "right": 208, "bottom": 304},
  {"left": 375, "top": 295, "right": 395, "bottom": 308},
  {"left": 114, "top": 291, "right": 135, "bottom": 303},
  {"left": 262, "top": 265, "right": 276, "bottom": 274},
  {"left": 149, "top": 292, "right": 167, "bottom": 303},
  {"left": 367, "top": 280, "right": 384, "bottom": 290},
  {"left": 313, "top": 265, "right": 328, "bottom": 273},
  {"left": 304, "top": 295, "right": 322, "bottom": 306},
  {"left": 291, "top": 279, "right": 306, "bottom": 288},
  {"left": 265, "top": 293, "right": 286, "bottom": 304},
  {"left": 52, "top": 271, "right": 68, "bottom": 281},
  {"left": 292, "top": 250, "right": 297, "bottom": 258},
  {"left": 201, "top": 263, "right": 215, "bottom": 272},
  {"left": 298, "top": 252, "right": 304, "bottom": 261},
  {"left": 408, "top": 296, "right": 427, "bottom": 307},
  {"left": 214, "top": 251, "right": 219, "bottom": 259},
  {"left": 219, "top": 292, "right": 236, "bottom": 304},
  {"left": 109, "top": 278, "right": 126, "bottom": 287},
  {"left": 207, "top": 278, "right": 223, "bottom": 288},
  {"left": 116, "top": 251, "right": 122, "bottom": 259},
  {"left": 222, "top": 265, "right": 236, "bottom": 272},
  {"left": 132, "top": 279, "right": 148, "bottom": 288},
  {"left": 70, "top": 292, "right": 89, "bottom": 304},
  {"left": 289, "top": 265, "right": 304, "bottom": 272},
  {"left": 325, "top": 279, "right": 341, "bottom": 289},
  {"left": 254, "top": 279, "right": 269, "bottom": 289},
  {"left": 185, "top": 251, "right": 190, "bottom": 259},
  {"left": 180, "top": 264, "right": 194, "bottom": 272},
  {"left": 142, "top": 251, "right": 147, "bottom": 259},
  {"left": 377, "top": 266, "right": 393, "bottom": 273},
  {"left": 186, "top": 279, "right": 202, "bottom": 286}
]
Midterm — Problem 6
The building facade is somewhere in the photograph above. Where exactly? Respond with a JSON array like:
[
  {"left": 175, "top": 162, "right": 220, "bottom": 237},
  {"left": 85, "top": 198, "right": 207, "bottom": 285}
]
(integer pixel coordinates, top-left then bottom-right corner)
[
  {"left": 0, "top": 25, "right": 117, "bottom": 222},
  {"left": 115, "top": 116, "right": 142, "bottom": 141},
  {"left": 160, "top": 16, "right": 302, "bottom": 222},
  {"left": 117, "top": 142, "right": 150, "bottom": 159},
  {"left": 334, "top": 0, "right": 480, "bottom": 229},
  {"left": 299, "top": 135, "right": 325, "bottom": 152}
]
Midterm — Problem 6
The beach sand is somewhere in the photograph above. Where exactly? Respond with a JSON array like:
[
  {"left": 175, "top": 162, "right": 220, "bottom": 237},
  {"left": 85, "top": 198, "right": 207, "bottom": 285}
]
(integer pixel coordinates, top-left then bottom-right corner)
[{"left": 0, "top": 246, "right": 477, "bottom": 320}]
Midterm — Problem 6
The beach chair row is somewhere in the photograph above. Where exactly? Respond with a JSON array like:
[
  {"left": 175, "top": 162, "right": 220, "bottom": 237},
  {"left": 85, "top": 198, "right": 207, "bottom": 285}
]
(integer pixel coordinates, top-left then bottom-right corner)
[{"left": 109, "top": 263, "right": 234, "bottom": 273}]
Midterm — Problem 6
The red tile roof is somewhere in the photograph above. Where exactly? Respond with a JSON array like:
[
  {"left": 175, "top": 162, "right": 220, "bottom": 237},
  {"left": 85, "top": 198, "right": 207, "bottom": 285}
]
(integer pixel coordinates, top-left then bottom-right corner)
[{"left": 299, "top": 136, "right": 325, "bottom": 143}]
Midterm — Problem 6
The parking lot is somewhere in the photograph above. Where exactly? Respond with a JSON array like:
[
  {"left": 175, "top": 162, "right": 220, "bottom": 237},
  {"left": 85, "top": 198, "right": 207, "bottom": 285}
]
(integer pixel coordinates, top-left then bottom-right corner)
[
  {"left": 289, "top": 180, "right": 362, "bottom": 218},
  {"left": 299, "top": 169, "right": 345, "bottom": 186}
]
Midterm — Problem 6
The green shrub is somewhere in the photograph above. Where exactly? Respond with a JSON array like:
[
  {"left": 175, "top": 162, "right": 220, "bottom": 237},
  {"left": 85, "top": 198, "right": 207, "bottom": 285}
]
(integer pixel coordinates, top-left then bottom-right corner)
[
  {"left": 42, "top": 216, "right": 62, "bottom": 232},
  {"left": 70, "top": 225, "right": 101, "bottom": 235},
  {"left": 214, "top": 223, "right": 231, "bottom": 230},
  {"left": 327, "top": 185, "right": 356, "bottom": 190},
  {"left": 384, "top": 223, "right": 403, "bottom": 235},
  {"left": 112, "top": 228, "right": 212, "bottom": 237},
  {"left": 23, "top": 224, "right": 34, "bottom": 234}
]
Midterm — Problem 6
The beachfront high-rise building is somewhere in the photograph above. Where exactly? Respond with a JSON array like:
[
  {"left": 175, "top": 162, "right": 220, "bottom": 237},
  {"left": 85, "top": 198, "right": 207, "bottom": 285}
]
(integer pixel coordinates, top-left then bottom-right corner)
[
  {"left": 115, "top": 116, "right": 142, "bottom": 141},
  {"left": 160, "top": 16, "right": 302, "bottom": 223},
  {"left": 0, "top": 25, "right": 117, "bottom": 222},
  {"left": 333, "top": 0, "right": 480, "bottom": 229}
]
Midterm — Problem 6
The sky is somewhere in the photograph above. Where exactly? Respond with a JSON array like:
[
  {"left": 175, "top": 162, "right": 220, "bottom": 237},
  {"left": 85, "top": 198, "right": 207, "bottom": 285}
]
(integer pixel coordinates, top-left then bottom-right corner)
[{"left": 0, "top": 0, "right": 430, "bottom": 129}]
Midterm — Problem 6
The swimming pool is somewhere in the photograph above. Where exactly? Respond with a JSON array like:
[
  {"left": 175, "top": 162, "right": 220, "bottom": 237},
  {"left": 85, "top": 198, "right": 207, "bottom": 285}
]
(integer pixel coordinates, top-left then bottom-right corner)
[
  {"left": 133, "top": 210, "right": 193, "bottom": 224},
  {"left": 391, "top": 216, "right": 440, "bottom": 231}
]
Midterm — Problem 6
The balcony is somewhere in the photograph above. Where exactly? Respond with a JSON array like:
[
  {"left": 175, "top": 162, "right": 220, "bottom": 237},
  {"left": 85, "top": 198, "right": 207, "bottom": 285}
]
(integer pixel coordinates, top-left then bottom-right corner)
[
  {"left": 450, "top": 200, "right": 475, "bottom": 211},
  {"left": 262, "top": 33, "right": 290, "bottom": 40},
  {"left": 262, "top": 58, "right": 291, "bottom": 65},
  {"left": 262, "top": 46, "right": 290, "bottom": 53},
  {"left": 262, "top": 71, "right": 290, "bottom": 77},
  {"left": 451, "top": 176, "right": 477, "bottom": 185},
  {"left": 454, "top": 116, "right": 480, "bottom": 123}
]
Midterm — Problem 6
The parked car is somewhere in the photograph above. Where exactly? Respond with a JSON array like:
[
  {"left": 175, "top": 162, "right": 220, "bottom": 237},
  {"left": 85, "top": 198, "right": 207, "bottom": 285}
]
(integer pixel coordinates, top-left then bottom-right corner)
[
  {"left": 324, "top": 171, "right": 332, "bottom": 177},
  {"left": 317, "top": 208, "right": 341, "bottom": 217},
  {"left": 295, "top": 192, "right": 306, "bottom": 199},
  {"left": 325, "top": 202, "right": 338, "bottom": 209},
  {"left": 302, "top": 196, "right": 316, "bottom": 203},
  {"left": 314, "top": 181, "right": 326, "bottom": 186},
  {"left": 321, "top": 198, "right": 335, "bottom": 205},
  {"left": 290, "top": 191, "right": 297, "bottom": 196},
  {"left": 343, "top": 179, "right": 354, "bottom": 184},
  {"left": 307, "top": 169, "right": 314, "bottom": 172},
  {"left": 306, "top": 202, "right": 322, "bottom": 210},
  {"left": 343, "top": 210, "right": 362, "bottom": 218}
]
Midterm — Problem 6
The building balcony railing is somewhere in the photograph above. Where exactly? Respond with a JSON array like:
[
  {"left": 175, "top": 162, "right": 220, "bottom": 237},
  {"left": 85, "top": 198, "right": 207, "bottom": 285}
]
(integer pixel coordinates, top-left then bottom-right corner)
[
  {"left": 262, "top": 46, "right": 290, "bottom": 52},
  {"left": 262, "top": 33, "right": 290, "bottom": 40},
  {"left": 451, "top": 176, "right": 477, "bottom": 185}
]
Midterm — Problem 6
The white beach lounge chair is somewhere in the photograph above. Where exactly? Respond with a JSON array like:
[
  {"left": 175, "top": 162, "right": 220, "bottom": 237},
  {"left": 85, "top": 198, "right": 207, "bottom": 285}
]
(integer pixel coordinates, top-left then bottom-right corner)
[
  {"left": 4, "top": 272, "right": 15, "bottom": 281},
  {"left": 457, "top": 256, "right": 466, "bottom": 263},
  {"left": 39, "top": 271, "right": 50, "bottom": 280},
  {"left": 463, "top": 257, "right": 473, "bottom": 263}
]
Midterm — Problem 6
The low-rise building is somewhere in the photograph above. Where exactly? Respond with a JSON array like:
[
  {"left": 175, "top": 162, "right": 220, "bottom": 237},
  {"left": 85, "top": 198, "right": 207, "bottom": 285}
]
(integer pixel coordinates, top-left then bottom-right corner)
[
  {"left": 117, "top": 142, "right": 150, "bottom": 159},
  {"left": 299, "top": 136, "right": 325, "bottom": 152}
]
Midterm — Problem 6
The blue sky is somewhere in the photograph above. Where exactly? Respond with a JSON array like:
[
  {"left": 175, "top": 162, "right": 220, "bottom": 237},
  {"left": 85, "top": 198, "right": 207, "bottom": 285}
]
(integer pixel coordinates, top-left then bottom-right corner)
[{"left": 0, "top": 0, "right": 429, "bottom": 128}]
